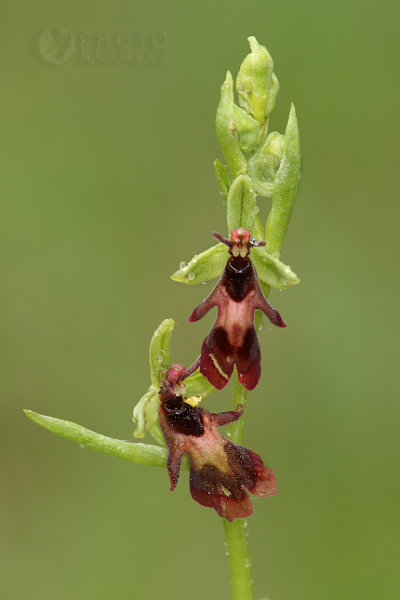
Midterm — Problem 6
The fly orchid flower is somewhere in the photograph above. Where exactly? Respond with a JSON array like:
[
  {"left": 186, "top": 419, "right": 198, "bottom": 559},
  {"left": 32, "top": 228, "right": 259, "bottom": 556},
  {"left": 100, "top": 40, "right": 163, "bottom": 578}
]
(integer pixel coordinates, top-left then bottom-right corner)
[
  {"left": 158, "top": 364, "right": 277, "bottom": 522},
  {"left": 188, "top": 227, "right": 285, "bottom": 391}
]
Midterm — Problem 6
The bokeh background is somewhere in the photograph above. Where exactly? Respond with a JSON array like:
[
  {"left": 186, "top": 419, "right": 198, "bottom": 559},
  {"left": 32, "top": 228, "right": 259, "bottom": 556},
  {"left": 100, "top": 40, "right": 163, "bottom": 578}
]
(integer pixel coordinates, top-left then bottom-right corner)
[{"left": 1, "top": 1, "right": 399, "bottom": 599}]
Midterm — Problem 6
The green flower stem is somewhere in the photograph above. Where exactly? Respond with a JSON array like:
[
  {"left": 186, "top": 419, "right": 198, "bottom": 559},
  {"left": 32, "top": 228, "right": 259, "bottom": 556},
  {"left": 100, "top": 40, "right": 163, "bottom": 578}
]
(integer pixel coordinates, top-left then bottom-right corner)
[
  {"left": 24, "top": 410, "right": 189, "bottom": 470},
  {"left": 223, "top": 310, "right": 268, "bottom": 600},
  {"left": 223, "top": 517, "right": 253, "bottom": 600},
  {"left": 228, "top": 373, "right": 248, "bottom": 445}
]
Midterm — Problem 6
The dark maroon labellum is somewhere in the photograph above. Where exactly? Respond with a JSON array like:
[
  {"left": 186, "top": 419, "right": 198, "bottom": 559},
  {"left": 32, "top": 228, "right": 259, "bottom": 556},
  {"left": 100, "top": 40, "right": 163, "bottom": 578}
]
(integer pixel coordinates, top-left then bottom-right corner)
[{"left": 189, "top": 228, "right": 286, "bottom": 390}]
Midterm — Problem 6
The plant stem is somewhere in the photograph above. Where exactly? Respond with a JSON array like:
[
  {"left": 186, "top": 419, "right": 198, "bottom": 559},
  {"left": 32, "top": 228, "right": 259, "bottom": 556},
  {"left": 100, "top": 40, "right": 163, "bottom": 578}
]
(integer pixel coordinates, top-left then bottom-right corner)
[
  {"left": 222, "top": 307, "right": 266, "bottom": 600},
  {"left": 222, "top": 372, "right": 253, "bottom": 599},
  {"left": 223, "top": 517, "right": 253, "bottom": 600}
]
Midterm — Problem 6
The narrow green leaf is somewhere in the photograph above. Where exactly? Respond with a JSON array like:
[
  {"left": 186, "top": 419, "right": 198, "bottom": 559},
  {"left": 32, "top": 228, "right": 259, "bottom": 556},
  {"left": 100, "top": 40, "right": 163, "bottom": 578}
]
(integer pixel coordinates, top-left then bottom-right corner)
[
  {"left": 24, "top": 409, "right": 175, "bottom": 468},
  {"left": 171, "top": 243, "right": 227, "bottom": 285}
]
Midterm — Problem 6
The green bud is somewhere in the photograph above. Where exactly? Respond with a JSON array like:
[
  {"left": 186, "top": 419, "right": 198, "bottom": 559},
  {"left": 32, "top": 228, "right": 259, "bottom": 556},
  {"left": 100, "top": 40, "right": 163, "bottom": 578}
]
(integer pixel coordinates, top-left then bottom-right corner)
[
  {"left": 215, "top": 71, "right": 247, "bottom": 179},
  {"left": 251, "top": 246, "right": 300, "bottom": 290},
  {"left": 226, "top": 174, "right": 259, "bottom": 235},
  {"left": 248, "top": 131, "right": 285, "bottom": 197},
  {"left": 265, "top": 73, "right": 279, "bottom": 120},
  {"left": 214, "top": 159, "right": 231, "bottom": 201},
  {"left": 236, "top": 37, "right": 278, "bottom": 123},
  {"left": 171, "top": 243, "right": 228, "bottom": 285},
  {"left": 231, "top": 104, "right": 261, "bottom": 152}
]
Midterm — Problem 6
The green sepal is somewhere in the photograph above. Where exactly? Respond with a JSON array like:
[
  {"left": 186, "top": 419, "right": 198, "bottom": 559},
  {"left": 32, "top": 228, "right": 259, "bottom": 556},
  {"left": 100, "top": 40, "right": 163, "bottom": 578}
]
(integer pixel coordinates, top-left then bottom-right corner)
[
  {"left": 149, "top": 318, "right": 175, "bottom": 387},
  {"left": 248, "top": 131, "right": 285, "bottom": 197},
  {"left": 171, "top": 243, "right": 227, "bottom": 285},
  {"left": 251, "top": 246, "right": 299, "bottom": 290},
  {"left": 266, "top": 103, "right": 301, "bottom": 257},
  {"left": 231, "top": 104, "right": 261, "bottom": 152},
  {"left": 226, "top": 175, "right": 259, "bottom": 235},
  {"left": 184, "top": 368, "right": 215, "bottom": 399},
  {"left": 236, "top": 36, "right": 277, "bottom": 123},
  {"left": 132, "top": 387, "right": 159, "bottom": 439},
  {"left": 132, "top": 318, "right": 175, "bottom": 439},
  {"left": 214, "top": 159, "right": 231, "bottom": 200},
  {"left": 215, "top": 71, "right": 247, "bottom": 179}
]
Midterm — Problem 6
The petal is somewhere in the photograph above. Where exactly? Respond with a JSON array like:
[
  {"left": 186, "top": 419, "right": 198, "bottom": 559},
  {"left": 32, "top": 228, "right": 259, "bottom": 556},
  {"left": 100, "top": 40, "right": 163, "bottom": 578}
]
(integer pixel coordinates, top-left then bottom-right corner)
[
  {"left": 199, "top": 329, "right": 234, "bottom": 390},
  {"left": 188, "top": 284, "right": 222, "bottom": 322},
  {"left": 167, "top": 441, "right": 186, "bottom": 491},
  {"left": 190, "top": 483, "right": 253, "bottom": 522},
  {"left": 245, "top": 449, "right": 277, "bottom": 497},
  {"left": 235, "top": 327, "right": 261, "bottom": 390},
  {"left": 238, "top": 360, "right": 261, "bottom": 391}
]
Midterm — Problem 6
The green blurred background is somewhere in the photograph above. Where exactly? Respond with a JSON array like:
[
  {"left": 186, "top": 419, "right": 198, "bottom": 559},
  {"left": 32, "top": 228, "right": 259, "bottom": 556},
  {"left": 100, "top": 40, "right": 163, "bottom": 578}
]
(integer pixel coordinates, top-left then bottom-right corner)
[{"left": 1, "top": 1, "right": 399, "bottom": 599}]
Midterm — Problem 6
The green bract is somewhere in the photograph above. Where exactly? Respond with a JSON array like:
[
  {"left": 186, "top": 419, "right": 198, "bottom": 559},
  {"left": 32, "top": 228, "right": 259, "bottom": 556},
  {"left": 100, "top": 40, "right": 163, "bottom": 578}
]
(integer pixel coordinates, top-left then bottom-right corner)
[
  {"left": 214, "top": 159, "right": 231, "bottom": 201},
  {"left": 132, "top": 318, "right": 175, "bottom": 441},
  {"left": 248, "top": 131, "right": 285, "bottom": 198},
  {"left": 231, "top": 104, "right": 261, "bottom": 152},
  {"left": 265, "top": 103, "right": 301, "bottom": 257},
  {"left": 226, "top": 175, "right": 259, "bottom": 235}
]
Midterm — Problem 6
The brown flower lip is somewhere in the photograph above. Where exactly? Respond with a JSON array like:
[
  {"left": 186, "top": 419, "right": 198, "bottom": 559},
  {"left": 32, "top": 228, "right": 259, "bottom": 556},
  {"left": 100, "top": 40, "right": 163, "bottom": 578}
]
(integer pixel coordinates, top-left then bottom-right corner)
[
  {"left": 189, "top": 228, "right": 286, "bottom": 390},
  {"left": 159, "top": 364, "right": 277, "bottom": 522}
]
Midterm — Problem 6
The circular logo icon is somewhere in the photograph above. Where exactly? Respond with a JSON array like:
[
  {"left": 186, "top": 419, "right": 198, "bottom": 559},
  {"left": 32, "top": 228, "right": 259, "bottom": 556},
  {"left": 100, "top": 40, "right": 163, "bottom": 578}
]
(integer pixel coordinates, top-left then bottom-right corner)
[{"left": 38, "top": 28, "right": 75, "bottom": 65}]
